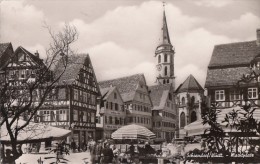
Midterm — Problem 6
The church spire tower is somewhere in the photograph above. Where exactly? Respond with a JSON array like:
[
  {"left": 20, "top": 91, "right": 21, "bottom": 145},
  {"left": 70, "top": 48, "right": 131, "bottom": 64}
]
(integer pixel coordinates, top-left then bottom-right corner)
[{"left": 155, "top": 3, "right": 175, "bottom": 86}]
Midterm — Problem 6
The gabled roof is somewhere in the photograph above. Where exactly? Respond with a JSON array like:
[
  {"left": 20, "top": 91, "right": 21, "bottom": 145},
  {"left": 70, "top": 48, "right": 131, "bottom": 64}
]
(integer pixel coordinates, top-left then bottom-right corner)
[
  {"left": 100, "top": 87, "right": 116, "bottom": 100},
  {"left": 209, "top": 40, "right": 260, "bottom": 68},
  {"left": 55, "top": 54, "right": 93, "bottom": 84},
  {"left": 149, "top": 83, "right": 172, "bottom": 110},
  {"left": 176, "top": 75, "right": 203, "bottom": 93},
  {"left": 15, "top": 46, "right": 44, "bottom": 66},
  {"left": 0, "top": 43, "right": 13, "bottom": 70},
  {"left": 98, "top": 74, "right": 146, "bottom": 102},
  {"left": 158, "top": 10, "right": 171, "bottom": 47},
  {"left": 205, "top": 67, "right": 251, "bottom": 88},
  {"left": 206, "top": 39, "right": 260, "bottom": 88},
  {"left": 0, "top": 43, "right": 12, "bottom": 56}
]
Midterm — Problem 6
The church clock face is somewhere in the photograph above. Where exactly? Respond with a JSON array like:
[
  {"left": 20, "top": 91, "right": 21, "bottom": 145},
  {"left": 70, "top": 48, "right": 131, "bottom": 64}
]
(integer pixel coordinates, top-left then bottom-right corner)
[{"left": 156, "top": 65, "right": 162, "bottom": 71}]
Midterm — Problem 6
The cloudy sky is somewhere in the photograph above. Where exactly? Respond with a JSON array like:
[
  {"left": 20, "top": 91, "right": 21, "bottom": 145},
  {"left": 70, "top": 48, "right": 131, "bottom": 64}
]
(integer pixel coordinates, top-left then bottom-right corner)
[{"left": 1, "top": 0, "right": 260, "bottom": 88}]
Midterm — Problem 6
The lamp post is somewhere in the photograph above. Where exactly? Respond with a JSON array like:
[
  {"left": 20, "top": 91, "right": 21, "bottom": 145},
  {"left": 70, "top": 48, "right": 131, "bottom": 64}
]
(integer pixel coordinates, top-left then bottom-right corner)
[{"left": 99, "top": 107, "right": 105, "bottom": 140}]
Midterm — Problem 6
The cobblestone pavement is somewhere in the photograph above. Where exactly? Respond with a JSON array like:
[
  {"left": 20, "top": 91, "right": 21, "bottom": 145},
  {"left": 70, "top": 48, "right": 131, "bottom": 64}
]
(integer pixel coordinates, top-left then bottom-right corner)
[{"left": 16, "top": 151, "right": 91, "bottom": 164}]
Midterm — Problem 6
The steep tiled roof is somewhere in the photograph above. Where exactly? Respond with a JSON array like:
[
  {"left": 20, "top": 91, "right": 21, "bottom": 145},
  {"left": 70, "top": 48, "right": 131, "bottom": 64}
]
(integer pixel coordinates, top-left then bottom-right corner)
[
  {"left": 149, "top": 84, "right": 172, "bottom": 109},
  {"left": 209, "top": 41, "right": 260, "bottom": 68},
  {"left": 176, "top": 75, "right": 203, "bottom": 93},
  {"left": 0, "top": 43, "right": 13, "bottom": 70},
  {"left": 206, "top": 39, "right": 260, "bottom": 87},
  {"left": 54, "top": 54, "right": 86, "bottom": 84},
  {"left": 205, "top": 67, "right": 251, "bottom": 87},
  {"left": 17, "top": 46, "right": 44, "bottom": 65},
  {"left": 0, "top": 43, "right": 11, "bottom": 56},
  {"left": 98, "top": 74, "right": 146, "bottom": 102},
  {"left": 100, "top": 87, "right": 116, "bottom": 100}
]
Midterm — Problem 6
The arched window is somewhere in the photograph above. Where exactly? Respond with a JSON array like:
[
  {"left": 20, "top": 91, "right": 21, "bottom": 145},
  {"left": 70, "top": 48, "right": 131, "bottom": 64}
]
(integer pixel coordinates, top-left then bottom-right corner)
[
  {"left": 164, "top": 67, "right": 167, "bottom": 76},
  {"left": 181, "top": 97, "right": 185, "bottom": 105},
  {"left": 167, "top": 79, "right": 169, "bottom": 83},
  {"left": 164, "top": 54, "right": 167, "bottom": 62},
  {"left": 163, "top": 79, "right": 166, "bottom": 84},
  {"left": 180, "top": 112, "right": 186, "bottom": 128},
  {"left": 191, "top": 111, "right": 197, "bottom": 123},
  {"left": 158, "top": 55, "right": 161, "bottom": 63}
]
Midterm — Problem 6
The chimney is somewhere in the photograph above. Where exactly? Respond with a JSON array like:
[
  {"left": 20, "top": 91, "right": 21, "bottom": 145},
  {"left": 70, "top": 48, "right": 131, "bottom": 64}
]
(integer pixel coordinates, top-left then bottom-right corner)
[
  {"left": 257, "top": 29, "right": 260, "bottom": 46},
  {"left": 35, "top": 50, "right": 39, "bottom": 58}
]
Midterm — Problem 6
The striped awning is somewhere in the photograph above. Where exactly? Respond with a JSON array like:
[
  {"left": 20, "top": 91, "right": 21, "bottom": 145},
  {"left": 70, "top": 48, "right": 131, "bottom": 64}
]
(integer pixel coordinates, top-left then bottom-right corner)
[{"left": 111, "top": 124, "right": 156, "bottom": 140}]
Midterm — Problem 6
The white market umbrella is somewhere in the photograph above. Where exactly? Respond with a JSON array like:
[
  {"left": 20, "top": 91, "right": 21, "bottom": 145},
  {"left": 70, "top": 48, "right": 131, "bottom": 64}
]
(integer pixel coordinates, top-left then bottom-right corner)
[
  {"left": 0, "top": 119, "right": 71, "bottom": 144},
  {"left": 111, "top": 124, "right": 156, "bottom": 140}
]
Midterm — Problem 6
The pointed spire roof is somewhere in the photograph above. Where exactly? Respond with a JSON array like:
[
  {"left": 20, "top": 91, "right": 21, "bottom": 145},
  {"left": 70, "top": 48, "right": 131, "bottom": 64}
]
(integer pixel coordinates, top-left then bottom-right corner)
[
  {"left": 176, "top": 74, "right": 204, "bottom": 93},
  {"left": 158, "top": 9, "right": 171, "bottom": 47}
]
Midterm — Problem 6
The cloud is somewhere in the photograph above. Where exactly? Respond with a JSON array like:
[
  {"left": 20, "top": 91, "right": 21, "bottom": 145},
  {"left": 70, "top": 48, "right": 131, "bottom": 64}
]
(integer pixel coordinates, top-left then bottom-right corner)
[
  {"left": 193, "top": 0, "right": 233, "bottom": 7},
  {"left": 212, "top": 12, "right": 260, "bottom": 40},
  {"left": 0, "top": 1, "right": 47, "bottom": 47}
]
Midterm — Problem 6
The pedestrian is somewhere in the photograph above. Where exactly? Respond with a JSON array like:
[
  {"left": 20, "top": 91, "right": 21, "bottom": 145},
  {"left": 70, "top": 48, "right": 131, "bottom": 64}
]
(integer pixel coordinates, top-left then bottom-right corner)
[
  {"left": 90, "top": 141, "right": 103, "bottom": 164},
  {"left": 101, "top": 143, "right": 114, "bottom": 164},
  {"left": 112, "top": 144, "right": 119, "bottom": 164},
  {"left": 71, "top": 139, "right": 76, "bottom": 153}
]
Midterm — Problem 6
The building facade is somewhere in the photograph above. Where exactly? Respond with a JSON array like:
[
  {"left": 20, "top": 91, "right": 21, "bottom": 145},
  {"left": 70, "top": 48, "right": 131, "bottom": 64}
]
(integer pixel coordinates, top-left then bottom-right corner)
[
  {"left": 149, "top": 84, "right": 177, "bottom": 142},
  {"left": 41, "top": 54, "right": 101, "bottom": 145},
  {"left": 0, "top": 45, "right": 101, "bottom": 146},
  {"left": 205, "top": 29, "right": 260, "bottom": 109},
  {"left": 175, "top": 75, "right": 204, "bottom": 138},
  {"left": 99, "top": 74, "right": 153, "bottom": 129},
  {"left": 96, "top": 86, "right": 125, "bottom": 140}
]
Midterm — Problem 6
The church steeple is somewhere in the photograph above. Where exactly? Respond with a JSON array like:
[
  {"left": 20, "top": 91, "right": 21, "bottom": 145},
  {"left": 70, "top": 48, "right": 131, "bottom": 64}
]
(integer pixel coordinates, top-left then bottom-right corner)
[
  {"left": 155, "top": 5, "right": 175, "bottom": 87},
  {"left": 159, "top": 9, "right": 171, "bottom": 46}
]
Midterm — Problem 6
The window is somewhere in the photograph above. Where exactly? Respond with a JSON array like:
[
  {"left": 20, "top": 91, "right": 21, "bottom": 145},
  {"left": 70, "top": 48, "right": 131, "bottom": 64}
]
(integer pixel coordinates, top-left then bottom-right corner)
[
  {"left": 164, "top": 54, "right": 167, "bottom": 62},
  {"left": 180, "top": 112, "right": 185, "bottom": 128},
  {"left": 115, "top": 103, "right": 118, "bottom": 111},
  {"left": 83, "top": 112, "right": 87, "bottom": 122},
  {"left": 43, "top": 111, "right": 51, "bottom": 121},
  {"left": 20, "top": 70, "right": 26, "bottom": 79},
  {"left": 74, "top": 89, "right": 78, "bottom": 100},
  {"left": 83, "top": 92, "right": 87, "bottom": 102},
  {"left": 181, "top": 97, "right": 185, "bottom": 105},
  {"left": 215, "top": 90, "right": 225, "bottom": 101},
  {"left": 158, "top": 55, "right": 161, "bottom": 63},
  {"left": 59, "top": 110, "right": 67, "bottom": 121},
  {"left": 114, "top": 93, "right": 117, "bottom": 99},
  {"left": 164, "top": 67, "right": 167, "bottom": 76},
  {"left": 230, "top": 90, "right": 241, "bottom": 101},
  {"left": 248, "top": 88, "right": 258, "bottom": 99},
  {"left": 73, "top": 110, "right": 78, "bottom": 121}
]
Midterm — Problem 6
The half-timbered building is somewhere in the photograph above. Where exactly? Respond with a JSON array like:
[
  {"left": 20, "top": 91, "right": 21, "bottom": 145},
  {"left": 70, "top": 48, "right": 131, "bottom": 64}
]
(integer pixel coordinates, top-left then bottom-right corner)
[
  {"left": 205, "top": 29, "right": 260, "bottom": 109},
  {"left": 39, "top": 54, "right": 100, "bottom": 146}
]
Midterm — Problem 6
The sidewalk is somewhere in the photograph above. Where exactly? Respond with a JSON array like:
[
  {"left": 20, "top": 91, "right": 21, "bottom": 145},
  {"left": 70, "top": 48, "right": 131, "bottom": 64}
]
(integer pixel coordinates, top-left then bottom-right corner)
[{"left": 16, "top": 151, "right": 91, "bottom": 164}]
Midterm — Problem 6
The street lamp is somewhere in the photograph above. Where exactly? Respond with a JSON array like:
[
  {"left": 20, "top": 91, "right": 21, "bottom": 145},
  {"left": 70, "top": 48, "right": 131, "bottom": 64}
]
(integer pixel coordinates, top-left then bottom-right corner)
[{"left": 99, "top": 107, "right": 105, "bottom": 140}]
